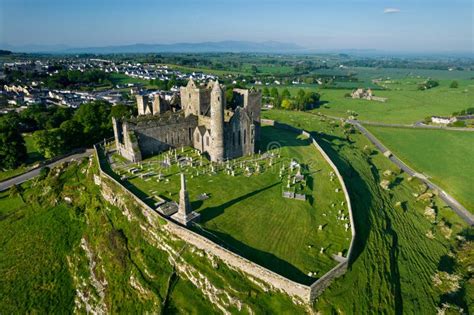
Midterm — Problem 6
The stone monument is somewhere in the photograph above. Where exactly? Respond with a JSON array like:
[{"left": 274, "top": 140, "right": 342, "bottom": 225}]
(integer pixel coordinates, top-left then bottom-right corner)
[{"left": 171, "top": 173, "right": 201, "bottom": 226}]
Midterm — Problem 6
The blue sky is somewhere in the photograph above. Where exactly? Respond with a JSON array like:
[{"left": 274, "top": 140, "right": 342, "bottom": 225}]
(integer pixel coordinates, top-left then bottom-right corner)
[{"left": 0, "top": 0, "right": 472, "bottom": 52}]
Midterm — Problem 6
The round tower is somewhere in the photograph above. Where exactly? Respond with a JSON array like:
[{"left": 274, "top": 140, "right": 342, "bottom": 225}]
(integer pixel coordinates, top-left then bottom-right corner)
[{"left": 210, "top": 80, "right": 225, "bottom": 162}]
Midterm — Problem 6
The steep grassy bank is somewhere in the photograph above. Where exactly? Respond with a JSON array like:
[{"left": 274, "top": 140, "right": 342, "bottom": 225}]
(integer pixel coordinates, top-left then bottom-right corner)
[{"left": 263, "top": 110, "right": 472, "bottom": 313}]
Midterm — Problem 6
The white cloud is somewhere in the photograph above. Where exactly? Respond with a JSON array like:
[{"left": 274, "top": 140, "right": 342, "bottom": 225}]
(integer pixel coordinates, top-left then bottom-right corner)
[{"left": 384, "top": 8, "right": 401, "bottom": 14}]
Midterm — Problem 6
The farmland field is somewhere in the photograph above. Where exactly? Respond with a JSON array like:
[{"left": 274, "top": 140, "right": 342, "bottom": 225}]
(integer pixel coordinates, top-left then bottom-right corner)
[
  {"left": 366, "top": 126, "right": 474, "bottom": 213},
  {"left": 266, "top": 78, "right": 473, "bottom": 124}
]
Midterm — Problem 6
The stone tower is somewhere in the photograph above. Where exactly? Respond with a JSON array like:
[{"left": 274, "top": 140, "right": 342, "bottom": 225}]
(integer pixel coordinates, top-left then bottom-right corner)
[
  {"left": 136, "top": 94, "right": 149, "bottom": 115},
  {"left": 171, "top": 173, "right": 200, "bottom": 226},
  {"left": 209, "top": 81, "right": 225, "bottom": 162}
]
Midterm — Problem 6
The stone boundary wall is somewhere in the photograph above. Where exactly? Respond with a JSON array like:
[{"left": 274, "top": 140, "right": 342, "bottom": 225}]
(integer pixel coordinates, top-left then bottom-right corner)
[
  {"left": 93, "top": 118, "right": 355, "bottom": 304},
  {"left": 262, "top": 119, "right": 356, "bottom": 300}
]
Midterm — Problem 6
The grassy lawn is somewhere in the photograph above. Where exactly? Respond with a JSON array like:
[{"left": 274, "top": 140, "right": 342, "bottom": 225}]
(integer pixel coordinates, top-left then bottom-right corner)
[
  {"left": 262, "top": 109, "right": 471, "bottom": 313},
  {"left": 109, "top": 126, "right": 351, "bottom": 284},
  {"left": 366, "top": 126, "right": 474, "bottom": 213}
]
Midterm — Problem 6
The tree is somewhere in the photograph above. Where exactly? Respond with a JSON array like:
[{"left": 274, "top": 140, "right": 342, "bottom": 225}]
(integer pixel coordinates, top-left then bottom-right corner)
[
  {"left": 0, "top": 113, "right": 27, "bottom": 169},
  {"left": 270, "top": 87, "right": 279, "bottom": 99},
  {"left": 295, "top": 89, "right": 306, "bottom": 110},
  {"left": 281, "top": 99, "right": 293, "bottom": 110},
  {"left": 59, "top": 120, "right": 84, "bottom": 149},
  {"left": 281, "top": 88, "right": 291, "bottom": 100},
  {"left": 32, "top": 129, "right": 65, "bottom": 159},
  {"left": 0, "top": 128, "right": 27, "bottom": 170},
  {"left": 110, "top": 104, "right": 134, "bottom": 119},
  {"left": 450, "top": 80, "right": 459, "bottom": 88},
  {"left": 262, "top": 87, "right": 270, "bottom": 97},
  {"left": 303, "top": 91, "right": 320, "bottom": 109},
  {"left": 73, "top": 101, "right": 112, "bottom": 144}
]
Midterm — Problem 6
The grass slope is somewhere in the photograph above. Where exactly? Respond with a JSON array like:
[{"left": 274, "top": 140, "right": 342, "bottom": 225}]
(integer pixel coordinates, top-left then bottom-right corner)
[
  {"left": 262, "top": 109, "right": 472, "bottom": 313},
  {"left": 366, "top": 126, "right": 474, "bottom": 213},
  {"left": 1, "top": 154, "right": 305, "bottom": 313}
]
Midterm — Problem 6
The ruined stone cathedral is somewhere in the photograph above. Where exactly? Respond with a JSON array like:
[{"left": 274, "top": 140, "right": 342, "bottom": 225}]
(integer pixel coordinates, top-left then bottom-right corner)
[{"left": 112, "top": 79, "right": 261, "bottom": 162}]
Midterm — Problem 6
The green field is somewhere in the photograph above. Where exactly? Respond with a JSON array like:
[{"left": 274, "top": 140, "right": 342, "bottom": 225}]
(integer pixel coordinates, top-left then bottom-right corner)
[
  {"left": 110, "top": 126, "right": 350, "bottom": 284},
  {"left": 366, "top": 126, "right": 474, "bottom": 213},
  {"left": 266, "top": 79, "right": 474, "bottom": 125},
  {"left": 262, "top": 109, "right": 472, "bottom": 313},
  {"left": 317, "top": 79, "right": 473, "bottom": 124},
  {"left": 315, "top": 67, "right": 474, "bottom": 81}
]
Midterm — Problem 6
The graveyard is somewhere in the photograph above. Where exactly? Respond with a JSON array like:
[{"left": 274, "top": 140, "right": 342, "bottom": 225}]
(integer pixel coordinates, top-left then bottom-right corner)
[{"left": 106, "top": 125, "right": 351, "bottom": 284}]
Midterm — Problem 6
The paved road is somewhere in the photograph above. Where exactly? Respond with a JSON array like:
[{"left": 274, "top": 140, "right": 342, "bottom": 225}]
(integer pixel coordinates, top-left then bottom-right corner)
[
  {"left": 315, "top": 113, "right": 474, "bottom": 132},
  {"left": 0, "top": 149, "right": 94, "bottom": 192},
  {"left": 357, "top": 120, "right": 474, "bottom": 132},
  {"left": 347, "top": 119, "right": 474, "bottom": 226}
]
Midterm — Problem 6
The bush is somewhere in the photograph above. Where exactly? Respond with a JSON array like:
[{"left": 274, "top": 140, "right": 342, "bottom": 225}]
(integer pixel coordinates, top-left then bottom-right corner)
[
  {"left": 449, "top": 121, "right": 466, "bottom": 128},
  {"left": 449, "top": 81, "right": 459, "bottom": 88}
]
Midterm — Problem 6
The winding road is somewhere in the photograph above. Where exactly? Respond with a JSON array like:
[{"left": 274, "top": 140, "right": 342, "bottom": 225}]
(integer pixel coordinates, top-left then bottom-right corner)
[
  {"left": 347, "top": 119, "right": 474, "bottom": 226},
  {"left": 0, "top": 149, "right": 94, "bottom": 192}
]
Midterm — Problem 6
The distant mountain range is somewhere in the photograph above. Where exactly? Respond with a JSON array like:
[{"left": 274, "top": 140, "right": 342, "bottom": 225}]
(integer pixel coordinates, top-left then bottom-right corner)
[{"left": 1, "top": 41, "right": 307, "bottom": 54}]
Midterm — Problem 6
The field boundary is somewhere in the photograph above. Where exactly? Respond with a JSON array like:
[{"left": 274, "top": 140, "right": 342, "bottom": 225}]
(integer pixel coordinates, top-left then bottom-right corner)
[
  {"left": 350, "top": 121, "right": 474, "bottom": 225},
  {"left": 93, "top": 120, "right": 355, "bottom": 303}
]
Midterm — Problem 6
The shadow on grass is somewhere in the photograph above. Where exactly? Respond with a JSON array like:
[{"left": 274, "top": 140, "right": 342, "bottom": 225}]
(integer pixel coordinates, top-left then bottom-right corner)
[
  {"left": 258, "top": 125, "right": 311, "bottom": 153},
  {"left": 310, "top": 131, "right": 373, "bottom": 266},
  {"left": 191, "top": 226, "right": 316, "bottom": 285},
  {"left": 198, "top": 182, "right": 280, "bottom": 223}
]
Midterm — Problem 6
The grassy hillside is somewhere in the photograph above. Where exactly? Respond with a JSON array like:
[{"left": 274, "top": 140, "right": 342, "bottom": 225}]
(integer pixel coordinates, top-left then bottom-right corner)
[
  {"left": 262, "top": 110, "right": 472, "bottom": 313},
  {"left": 0, "top": 157, "right": 304, "bottom": 313},
  {"left": 366, "top": 126, "right": 474, "bottom": 213},
  {"left": 2, "top": 109, "right": 472, "bottom": 313}
]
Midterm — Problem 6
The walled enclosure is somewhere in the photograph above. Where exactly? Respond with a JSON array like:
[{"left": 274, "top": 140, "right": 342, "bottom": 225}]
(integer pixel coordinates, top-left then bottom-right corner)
[{"left": 95, "top": 120, "right": 355, "bottom": 304}]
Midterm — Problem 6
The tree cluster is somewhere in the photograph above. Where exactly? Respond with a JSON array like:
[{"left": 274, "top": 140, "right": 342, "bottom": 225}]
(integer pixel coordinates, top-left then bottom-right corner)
[
  {"left": 45, "top": 70, "right": 112, "bottom": 89},
  {"left": 262, "top": 87, "right": 320, "bottom": 111},
  {"left": 31, "top": 101, "right": 132, "bottom": 158},
  {"left": 0, "top": 101, "right": 134, "bottom": 167},
  {"left": 418, "top": 79, "right": 439, "bottom": 90},
  {"left": 148, "top": 76, "right": 186, "bottom": 90},
  {"left": 0, "top": 114, "right": 27, "bottom": 170}
]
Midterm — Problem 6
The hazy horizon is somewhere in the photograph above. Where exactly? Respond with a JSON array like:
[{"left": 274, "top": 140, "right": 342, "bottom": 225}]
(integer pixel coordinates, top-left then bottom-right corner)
[{"left": 0, "top": 0, "right": 473, "bottom": 53}]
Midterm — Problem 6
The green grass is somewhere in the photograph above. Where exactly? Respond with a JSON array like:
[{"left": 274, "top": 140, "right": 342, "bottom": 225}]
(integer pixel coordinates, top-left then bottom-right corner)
[
  {"left": 265, "top": 78, "right": 474, "bottom": 124},
  {"left": 262, "top": 109, "right": 471, "bottom": 313},
  {"left": 366, "top": 126, "right": 474, "bottom": 213},
  {"left": 0, "top": 148, "right": 306, "bottom": 313},
  {"left": 0, "top": 168, "right": 85, "bottom": 313},
  {"left": 166, "top": 64, "right": 247, "bottom": 76},
  {"left": 112, "top": 126, "right": 350, "bottom": 284}
]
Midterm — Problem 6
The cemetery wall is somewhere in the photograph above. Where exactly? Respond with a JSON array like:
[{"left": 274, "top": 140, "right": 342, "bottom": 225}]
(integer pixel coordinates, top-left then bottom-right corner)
[{"left": 93, "top": 118, "right": 355, "bottom": 304}]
